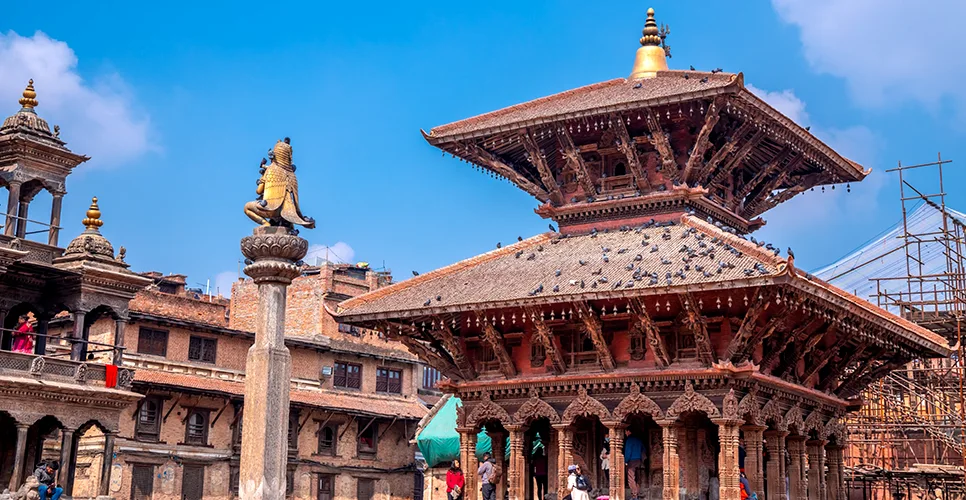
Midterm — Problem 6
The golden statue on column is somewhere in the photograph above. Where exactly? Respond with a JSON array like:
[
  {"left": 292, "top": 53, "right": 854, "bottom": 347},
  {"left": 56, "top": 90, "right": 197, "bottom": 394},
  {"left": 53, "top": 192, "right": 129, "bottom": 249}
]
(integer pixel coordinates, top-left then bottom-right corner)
[{"left": 244, "top": 137, "right": 315, "bottom": 228}]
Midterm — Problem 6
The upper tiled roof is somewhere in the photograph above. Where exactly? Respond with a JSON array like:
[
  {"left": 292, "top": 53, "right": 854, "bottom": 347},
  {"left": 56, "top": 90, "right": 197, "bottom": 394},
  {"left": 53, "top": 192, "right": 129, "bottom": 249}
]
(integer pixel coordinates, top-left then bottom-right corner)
[
  {"left": 134, "top": 370, "right": 428, "bottom": 420},
  {"left": 427, "top": 71, "right": 738, "bottom": 140}
]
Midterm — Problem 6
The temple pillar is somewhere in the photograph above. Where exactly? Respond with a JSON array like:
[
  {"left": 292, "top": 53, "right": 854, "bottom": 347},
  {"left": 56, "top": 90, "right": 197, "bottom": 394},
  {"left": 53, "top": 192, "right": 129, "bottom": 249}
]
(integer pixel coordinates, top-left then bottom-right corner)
[
  {"left": 682, "top": 425, "right": 698, "bottom": 498},
  {"left": 786, "top": 437, "right": 806, "bottom": 500},
  {"left": 715, "top": 419, "right": 742, "bottom": 500},
  {"left": 764, "top": 430, "right": 787, "bottom": 500},
  {"left": 15, "top": 199, "right": 28, "bottom": 238},
  {"left": 606, "top": 423, "right": 625, "bottom": 500},
  {"left": 69, "top": 310, "right": 86, "bottom": 361},
  {"left": 8, "top": 423, "right": 29, "bottom": 491},
  {"left": 806, "top": 440, "right": 826, "bottom": 500},
  {"left": 98, "top": 431, "right": 116, "bottom": 496},
  {"left": 459, "top": 427, "right": 479, "bottom": 500},
  {"left": 238, "top": 226, "right": 307, "bottom": 500},
  {"left": 34, "top": 314, "right": 49, "bottom": 356},
  {"left": 741, "top": 425, "right": 766, "bottom": 495},
  {"left": 58, "top": 427, "right": 75, "bottom": 489},
  {"left": 554, "top": 424, "right": 573, "bottom": 500},
  {"left": 658, "top": 421, "right": 679, "bottom": 500},
  {"left": 825, "top": 444, "right": 843, "bottom": 500},
  {"left": 491, "top": 429, "right": 507, "bottom": 500},
  {"left": 507, "top": 426, "right": 524, "bottom": 500},
  {"left": 113, "top": 318, "right": 127, "bottom": 365},
  {"left": 48, "top": 191, "right": 64, "bottom": 247},
  {"left": 5, "top": 180, "right": 21, "bottom": 237}
]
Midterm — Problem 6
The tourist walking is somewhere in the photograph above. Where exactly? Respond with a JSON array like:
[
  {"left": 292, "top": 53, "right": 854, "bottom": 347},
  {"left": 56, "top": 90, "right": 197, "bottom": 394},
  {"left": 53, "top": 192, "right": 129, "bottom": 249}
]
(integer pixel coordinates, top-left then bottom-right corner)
[
  {"left": 567, "top": 464, "right": 591, "bottom": 500},
  {"left": 447, "top": 459, "right": 465, "bottom": 500},
  {"left": 623, "top": 429, "right": 645, "bottom": 500},
  {"left": 479, "top": 452, "right": 496, "bottom": 500}
]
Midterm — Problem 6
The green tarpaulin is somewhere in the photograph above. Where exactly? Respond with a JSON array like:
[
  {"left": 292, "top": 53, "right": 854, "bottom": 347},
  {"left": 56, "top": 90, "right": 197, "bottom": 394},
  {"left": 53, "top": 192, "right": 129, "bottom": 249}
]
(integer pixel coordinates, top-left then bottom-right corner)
[{"left": 416, "top": 397, "right": 508, "bottom": 467}]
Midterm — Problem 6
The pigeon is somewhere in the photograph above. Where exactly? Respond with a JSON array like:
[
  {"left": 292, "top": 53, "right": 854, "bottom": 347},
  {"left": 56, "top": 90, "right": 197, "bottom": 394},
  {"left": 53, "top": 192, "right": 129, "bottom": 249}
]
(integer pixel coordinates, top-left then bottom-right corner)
[
  {"left": 518, "top": 236, "right": 523, "bottom": 242},
  {"left": 555, "top": 269, "right": 562, "bottom": 277},
  {"left": 436, "top": 295, "right": 442, "bottom": 301},
  {"left": 683, "top": 73, "right": 690, "bottom": 80},
  {"left": 617, "top": 248, "right": 628, "bottom": 254},
  {"left": 591, "top": 282, "right": 598, "bottom": 289},
  {"left": 496, "top": 242, "right": 502, "bottom": 249},
  {"left": 700, "top": 77, "right": 709, "bottom": 83},
  {"left": 549, "top": 224, "right": 557, "bottom": 232},
  {"left": 552, "top": 285, "right": 560, "bottom": 292},
  {"left": 600, "top": 277, "right": 608, "bottom": 283},
  {"left": 602, "top": 247, "right": 612, "bottom": 253},
  {"left": 537, "top": 245, "right": 545, "bottom": 252},
  {"left": 580, "top": 280, "right": 586, "bottom": 288},
  {"left": 788, "top": 247, "right": 795, "bottom": 259},
  {"left": 516, "top": 250, "right": 524, "bottom": 259},
  {"left": 633, "top": 82, "right": 643, "bottom": 89},
  {"left": 423, "top": 299, "right": 432, "bottom": 306},
  {"left": 527, "top": 253, "right": 537, "bottom": 261},
  {"left": 412, "top": 270, "right": 420, "bottom": 276},
  {"left": 635, "top": 254, "right": 643, "bottom": 261},
  {"left": 613, "top": 280, "right": 623, "bottom": 288},
  {"left": 603, "top": 255, "right": 610, "bottom": 263},
  {"left": 536, "top": 284, "right": 544, "bottom": 293},
  {"left": 244, "top": 258, "right": 254, "bottom": 265},
  {"left": 579, "top": 259, "right": 587, "bottom": 266},
  {"left": 805, "top": 126, "right": 811, "bottom": 131},
  {"left": 592, "top": 268, "right": 603, "bottom": 275},
  {"left": 689, "top": 65, "right": 696, "bottom": 70},
  {"left": 651, "top": 245, "right": 659, "bottom": 253},
  {"left": 712, "top": 67, "right": 722, "bottom": 74}
]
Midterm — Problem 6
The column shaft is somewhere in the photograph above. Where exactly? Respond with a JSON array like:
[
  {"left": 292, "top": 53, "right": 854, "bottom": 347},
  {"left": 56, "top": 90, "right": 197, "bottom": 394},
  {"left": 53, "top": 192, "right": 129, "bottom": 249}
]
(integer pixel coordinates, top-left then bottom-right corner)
[
  {"left": 113, "top": 319, "right": 127, "bottom": 365},
  {"left": 554, "top": 425, "right": 573, "bottom": 500},
  {"left": 48, "top": 192, "right": 63, "bottom": 247},
  {"left": 806, "top": 440, "right": 826, "bottom": 500},
  {"left": 8, "top": 424, "right": 29, "bottom": 491},
  {"left": 764, "top": 431, "right": 787, "bottom": 500},
  {"left": 716, "top": 420, "right": 742, "bottom": 500},
  {"left": 58, "top": 428, "right": 75, "bottom": 490},
  {"left": 825, "top": 445, "right": 843, "bottom": 500},
  {"left": 459, "top": 428, "right": 479, "bottom": 500},
  {"left": 741, "top": 425, "right": 766, "bottom": 495},
  {"left": 5, "top": 180, "right": 21, "bottom": 237},
  {"left": 70, "top": 311, "right": 86, "bottom": 361},
  {"left": 507, "top": 427, "right": 524, "bottom": 500},
  {"left": 607, "top": 425, "right": 625, "bottom": 500},
  {"left": 99, "top": 432, "right": 116, "bottom": 496},
  {"left": 492, "top": 430, "right": 507, "bottom": 500},
  {"left": 15, "top": 200, "right": 28, "bottom": 238},
  {"left": 659, "top": 422, "right": 679, "bottom": 500}
]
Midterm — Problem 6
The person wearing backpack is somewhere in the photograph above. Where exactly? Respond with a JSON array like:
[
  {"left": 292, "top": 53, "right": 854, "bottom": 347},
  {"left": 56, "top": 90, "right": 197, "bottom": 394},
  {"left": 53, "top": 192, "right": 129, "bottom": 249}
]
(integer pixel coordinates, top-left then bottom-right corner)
[
  {"left": 567, "top": 464, "right": 591, "bottom": 500},
  {"left": 479, "top": 453, "right": 497, "bottom": 500}
]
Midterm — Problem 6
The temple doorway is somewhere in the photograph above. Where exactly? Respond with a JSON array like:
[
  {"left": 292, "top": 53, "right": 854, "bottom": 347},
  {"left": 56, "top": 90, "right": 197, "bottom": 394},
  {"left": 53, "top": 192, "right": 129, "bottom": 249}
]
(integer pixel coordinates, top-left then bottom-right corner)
[
  {"left": 571, "top": 416, "right": 608, "bottom": 495},
  {"left": 622, "top": 414, "right": 660, "bottom": 500},
  {"left": 0, "top": 411, "right": 17, "bottom": 488},
  {"left": 525, "top": 418, "right": 552, "bottom": 500},
  {"left": 675, "top": 412, "right": 719, "bottom": 500}
]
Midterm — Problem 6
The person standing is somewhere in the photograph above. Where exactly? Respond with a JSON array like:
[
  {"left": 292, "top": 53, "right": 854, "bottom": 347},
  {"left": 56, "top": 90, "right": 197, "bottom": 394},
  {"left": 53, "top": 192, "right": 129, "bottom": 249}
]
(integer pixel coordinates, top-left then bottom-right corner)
[
  {"left": 532, "top": 436, "right": 548, "bottom": 500},
  {"left": 11, "top": 315, "right": 34, "bottom": 354},
  {"left": 623, "top": 429, "right": 645, "bottom": 500},
  {"left": 567, "top": 465, "right": 591, "bottom": 500},
  {"left": 479, "top": 452, "right": 496, "bottom": 500},
  {"left": 447, "top": 459, "right": 465, "bottom": 500},
  {"left": 599, "top": 432, "right": 610, "bottom": 490}
]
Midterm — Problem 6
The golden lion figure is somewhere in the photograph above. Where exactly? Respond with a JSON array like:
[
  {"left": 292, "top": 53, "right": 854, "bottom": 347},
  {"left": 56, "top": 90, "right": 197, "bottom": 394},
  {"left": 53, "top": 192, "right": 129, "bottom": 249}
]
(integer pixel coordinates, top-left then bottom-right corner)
[{"left": 244, "top": 138, "right": 315, "bottom": 228}]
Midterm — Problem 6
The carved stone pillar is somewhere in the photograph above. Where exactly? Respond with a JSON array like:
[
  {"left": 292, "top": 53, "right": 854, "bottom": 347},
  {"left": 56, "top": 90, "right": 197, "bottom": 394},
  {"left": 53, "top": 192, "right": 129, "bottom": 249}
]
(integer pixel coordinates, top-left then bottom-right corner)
[
  {"left": 98, "top": 431, "right": 116, "bottom": 496},
  {"left": 238, "top": 226, "right": 307, "bottom": 500},
  {"left": 507, "top": 426, "right": 524, "bottom": 500},
  {"left": 607, "top": 423, "right": 625, "bottom": 500},
  {"left": 48, "top": 191, "right": 64, "bottom": 246},
  {"left": 69, "top": 310, "right": 86, "bottom": 361},
  {"left": 715, "top": 420, "right": 742, "bottom": 500},
  {"left": 785, "top": 437, "right": 806, "bottom": 500},
  {"left": 764, "top": 430, "right": 787, "bottom": 500},
  {"left": 806, "top": 440, "right": 826, "bottom": 500},
  {"left": 682, "top": 425, "right": 698, "bottom": 498},
  {"left": 58, "top": 427, "right": 75, "bottom": 489},
  {"left": 825, "top": 444, "right": 843, "bottom": 500},
  {"left": 658, "top": 421, "right": 679, "bottom": 500},
  {"left": 491, "top": 429, "right": 507, "bottom": 500},
  {"left": 8, "top": 423, "right": 29, "bottom": 491},
  {"left": 554, "top": 424, "right": 573, "bottom": 500},
  {"left": 459, "top": 427, "right": 479, "bottom": 500},
  {"left": 5, "top": 180, "right": 21, "bottom": 237},
  {"left": 741, "top": 425, "right": 766, "bottom": 495},
  {"left": 113, "top": 318, "right": 128, "bottom": 365}
]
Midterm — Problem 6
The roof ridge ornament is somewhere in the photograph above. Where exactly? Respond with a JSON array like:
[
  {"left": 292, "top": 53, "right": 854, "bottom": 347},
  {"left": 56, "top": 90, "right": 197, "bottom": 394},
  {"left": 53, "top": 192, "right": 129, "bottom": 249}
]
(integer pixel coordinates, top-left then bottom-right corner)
[
  {"left": 18, "top": 79, "right": 38, "bottom": 111},
  {"left": 630, "top": 8, "right": 670, "bottom": 79},
  {"left": 82, "top": 196, "right": 104, "bottom": 232}
]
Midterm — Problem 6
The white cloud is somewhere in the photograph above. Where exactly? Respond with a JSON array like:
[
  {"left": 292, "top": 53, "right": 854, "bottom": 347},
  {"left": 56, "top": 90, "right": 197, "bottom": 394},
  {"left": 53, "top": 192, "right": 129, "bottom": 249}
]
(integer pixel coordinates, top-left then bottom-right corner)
[
  {"left": 771, "top": 0, "right": 966, "bottom": 114},
  {"left": 305, "top": 241, "right": 356, "bottom": 266},
  {"left": 747, "top": 84, "right": 809, "bottom": 125},
  {"left": 214, "top": 270, "right": 240, "bottom": 299},
  {"left": 0, "top": 31, "right": 155, "bottom": 166}
]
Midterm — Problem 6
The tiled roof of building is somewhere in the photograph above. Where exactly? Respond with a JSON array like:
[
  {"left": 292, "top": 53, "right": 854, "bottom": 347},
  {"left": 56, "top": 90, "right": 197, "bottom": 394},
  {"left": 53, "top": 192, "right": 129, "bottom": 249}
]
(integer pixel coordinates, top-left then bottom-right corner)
[
  {"left": 134, "top": 370, "right": 428, "bottom": 420},
  {"left": 428, "top": 71, "right": 737, "bottom": 140}
]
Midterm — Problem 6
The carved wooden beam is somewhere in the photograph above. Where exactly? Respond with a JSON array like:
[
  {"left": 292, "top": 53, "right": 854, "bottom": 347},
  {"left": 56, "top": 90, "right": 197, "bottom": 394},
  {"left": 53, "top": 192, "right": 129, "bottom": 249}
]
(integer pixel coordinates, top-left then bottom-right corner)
[
  {"left": 521, "top": 132, "right": 564, "bottom": 204},
  {"left": 645, "top": 109, "right": 676, "bottom": 174},
  {"left": 746, "top": 173, "right": 822, "bottom": 219},
  {"left": 836, "top": 354, "right": 907, "bottom": 398},
  {"left": 742, "top": 156, "right": 802, "bottom": 218},
  {"left": 528, "top": 309, "right": 566, "bottom": 375},
  {"left": 815, "top": 341, "right": 873, "bottom": 392},
  {"left": 465, "top": 143, "right": 550, "bottom": 203},
  {"left": 396, "top": 334, "right": 464, "bottom": 381},
  {"left": 761, "top": 316, "right": 824, "bottom": 374},
  {"left": 680, "top": 294, "right": 715, "bottom": 365},
  {"left": 732, "top": 147, "right": 793, "bottom": 210},
  {"left": 557, "top": 127, "right": 598, "bottom": 197},
  {"left": 724, "top": 289, "right": 772, "bottom": 362},
  {"left": 630, "top": 298, "right": 670, "bottom": 367},
  {"left": 429, "top": 321, "right": 476, "bottom": 379},
  {"left": 577, "top": 303, "right": 616, "bottom": 370},
  {"left": 611, "top": 114, "right": 650, "bottom": 190},
  {"left": 693, "top": 122, "right": 753, "bottom": 184},
  {"left": 773, "top": 321, "right": 833, "bottom": 378},
  {"left": 708, "top": 130, "right": 765, "bottom": 189},
  {"left": 682, "top": 97, "right": 725, "bottom": 183},
  {"left": 478, "top": 314, "right": 517, "bottom": 378}
]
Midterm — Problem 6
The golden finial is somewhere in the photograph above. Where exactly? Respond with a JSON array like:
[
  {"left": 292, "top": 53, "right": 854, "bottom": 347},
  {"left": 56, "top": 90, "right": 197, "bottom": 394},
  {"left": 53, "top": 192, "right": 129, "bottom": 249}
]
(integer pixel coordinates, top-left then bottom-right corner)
[
  {"left": 82, "top": 197, "right": 104, "bottom": 231},
  {"left": 630, "top": 8, "right": 671, "bottom": 79},
  {"left": 18, "top": 80, "right": 38, "bottom": 110}
]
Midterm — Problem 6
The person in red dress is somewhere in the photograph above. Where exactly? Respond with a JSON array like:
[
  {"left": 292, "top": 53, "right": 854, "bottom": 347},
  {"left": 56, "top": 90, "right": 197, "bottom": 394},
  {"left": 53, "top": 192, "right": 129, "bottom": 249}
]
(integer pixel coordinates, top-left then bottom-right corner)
[
  {"left": 446, "top": 458, "right": 465, "bottom": 500},
  {"left": 11, "top": 315, "right": 34, "bottom": 354}
]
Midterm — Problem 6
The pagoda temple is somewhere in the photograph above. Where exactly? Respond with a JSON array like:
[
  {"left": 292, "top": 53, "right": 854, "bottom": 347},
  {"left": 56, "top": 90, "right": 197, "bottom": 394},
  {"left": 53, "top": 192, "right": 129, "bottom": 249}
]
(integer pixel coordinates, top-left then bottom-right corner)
[{"left": 336, "top": 9, "right": 950, "bottom": 500}]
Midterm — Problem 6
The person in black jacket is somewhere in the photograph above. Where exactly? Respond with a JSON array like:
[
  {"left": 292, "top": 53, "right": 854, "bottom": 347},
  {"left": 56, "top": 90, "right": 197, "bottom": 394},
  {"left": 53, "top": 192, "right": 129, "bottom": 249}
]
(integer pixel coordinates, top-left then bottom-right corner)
[{"left": 34, "top": 461, "right": 63, "bottom": 500}]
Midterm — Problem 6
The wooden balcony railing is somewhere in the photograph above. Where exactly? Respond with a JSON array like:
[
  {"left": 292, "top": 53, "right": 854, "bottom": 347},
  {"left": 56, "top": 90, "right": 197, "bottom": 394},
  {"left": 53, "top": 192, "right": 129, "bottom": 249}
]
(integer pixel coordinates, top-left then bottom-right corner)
[{"left": 0, "top": 350, "right": 134, "bottom": 389}]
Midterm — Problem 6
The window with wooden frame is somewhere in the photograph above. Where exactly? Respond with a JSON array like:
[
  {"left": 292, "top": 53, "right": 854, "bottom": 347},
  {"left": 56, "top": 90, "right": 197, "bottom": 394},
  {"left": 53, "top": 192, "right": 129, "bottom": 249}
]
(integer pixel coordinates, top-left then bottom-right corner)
[
  {"left": 317, "top": 424, "right": 338, "bottom": 455},
  {"left": 288, "top": 408, "right": 300, "bottom": 453},
  {"left": 137, "top": 327, "right": 168, "bottom": 357},
  {"left": 629, "top": 326, "right": 646, "bottom": 361},
  {"left": 184, "top": 409, "right": 210, "bottom": 446},
  {"left": 188, "top": 336, "right": 217, "bottom": 364},
  {"left": 357, "top": 420, "right": 378, "bottom": 457},
  {"left": 333, "top": 362, "right": 362, "bottom": 390},
  {"left": 318, "top": 474, "right": 335, "bottom": 500},
  {"left": 286, "top": 468, "right": 295, "bottom": 497},
  {"left": 357, "top": 478, "right": 375, "bottom": 500},
  {"left": 422, "top": 366, "right": 441, "bottom": 390},
  {"left": 375, "top": 368, "right": 402, "bottom": 394},
  {"left": 135, "top": 396, "right": 163, "bottom": 442}
]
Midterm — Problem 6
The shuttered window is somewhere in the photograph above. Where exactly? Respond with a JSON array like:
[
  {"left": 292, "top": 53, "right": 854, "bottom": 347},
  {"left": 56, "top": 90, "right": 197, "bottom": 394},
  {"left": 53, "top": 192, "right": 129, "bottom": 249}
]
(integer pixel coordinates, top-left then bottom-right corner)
[
  {"left": 422, "top": 367, "right": 441, "bottom": 389},
  {"left": 334, "top": 362, "right": 361, "bottom": 389},
  {"left": 318, "top": 424, "right": 337, "bottom": 455},
  {"left": 188, "top": 336, "right": 217, "bottom": 364},
  {"left": 136, "top": 397, "right": 162, "bottom": 442},
  {"left": 137, "top": 328, "right": 168, "bottom": 357},
  {"left": 131, "top": 465, "right": 155, "bottom": 499},
  {"left": 376, "top": 368, "right": 402, "bottom": 394},
  {"left": 185, "top": 410, "right": 210, "bottom": 445},
  {"left": 318, "top": 474, "right": 335, "bottom": 500}
]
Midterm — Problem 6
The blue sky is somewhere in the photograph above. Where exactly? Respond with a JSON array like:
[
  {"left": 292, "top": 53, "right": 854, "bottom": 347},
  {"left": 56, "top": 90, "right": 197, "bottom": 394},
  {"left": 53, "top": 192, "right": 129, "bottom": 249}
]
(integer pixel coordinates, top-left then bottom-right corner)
[{"left": 2, "top": 0, "right": 964, "bottom": 297}]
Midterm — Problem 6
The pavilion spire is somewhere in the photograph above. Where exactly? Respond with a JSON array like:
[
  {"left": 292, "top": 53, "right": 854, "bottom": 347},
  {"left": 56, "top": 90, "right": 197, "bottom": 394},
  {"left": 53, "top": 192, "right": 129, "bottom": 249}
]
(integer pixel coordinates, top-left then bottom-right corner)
[
  {"left": 82, "top": 196, "right": 104, "bottom": 232},
  {"left": 629, "top": 8, "right": 670, "bottom": 79},
  {"left": 18, "top": 79, "right": 38, "bottom": 111}
]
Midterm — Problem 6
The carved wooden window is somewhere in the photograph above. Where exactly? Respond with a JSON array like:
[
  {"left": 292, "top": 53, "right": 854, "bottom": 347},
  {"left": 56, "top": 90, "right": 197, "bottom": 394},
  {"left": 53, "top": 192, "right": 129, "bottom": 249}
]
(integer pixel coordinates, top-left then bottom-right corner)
[
  {"left": 182, "top": 465, "right": 204, "bottom": 500},
  {"left": 136, "top": 396, "right": 163, "bottom": 442},
  {"left": 614, "top": 161, "right": 627, "bottom": 177},
  {"left": 229, "top": 465, "right": 239, "bottom": 497},
  {"left": 675, "top": 326, "right": 697, "bottom": 361},
  {"left": 530, "top": 340, "right": 546, "bottom": 368},
  {"left": 184, "top": 409, "right": 210, "bottom": 445},
  {"left": 629, "top": 327, "right": 646, "bottom": 361},
  {"left": 286, "top": 467, "right": 296, "bottom": 496},
  {"left": 422, "top": 367, "right": 440, "bottom": 389},
  {"left": 358, "top": 420, "right": 378, "bottom": 457},
  {"left": 318, "top": 424, "right": 338, "bottom": 455},
  {"left": 137, "top": 328, "right": 168, "bottom": 357},
  {"left": 288, "top": 408, "right": 300, "bottom": 453},
  {"left": 334, "top": 362, "right": 362, "bottom": 389},
  {"left": 188, "top": 336, "right": 217, "bottom": 364},
  {"left": 318, "top": 474, "right": 335, "bottom": 500},
  {"left": 376, "top": 368, "right": 402, "bottom": 394}
]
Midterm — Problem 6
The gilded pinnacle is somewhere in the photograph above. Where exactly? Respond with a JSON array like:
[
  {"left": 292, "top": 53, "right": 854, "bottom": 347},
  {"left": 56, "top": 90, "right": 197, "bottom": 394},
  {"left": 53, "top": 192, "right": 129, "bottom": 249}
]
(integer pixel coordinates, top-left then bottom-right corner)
[
  {"left": 629, "top": 8, "right": 670, "bottom": 79},
  {"left": 83, "top": 196, "right": 104, "bottom": 231},
  {"left": 19, "top": 79, "right": 38, "bottom": 110}
]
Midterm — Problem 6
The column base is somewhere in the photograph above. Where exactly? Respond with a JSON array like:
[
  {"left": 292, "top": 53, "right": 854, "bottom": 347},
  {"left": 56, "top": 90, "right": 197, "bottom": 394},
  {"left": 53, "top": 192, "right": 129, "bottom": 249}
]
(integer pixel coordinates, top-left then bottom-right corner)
[{"left": 239, "top": 346, "right": 293, "bottom": 500}]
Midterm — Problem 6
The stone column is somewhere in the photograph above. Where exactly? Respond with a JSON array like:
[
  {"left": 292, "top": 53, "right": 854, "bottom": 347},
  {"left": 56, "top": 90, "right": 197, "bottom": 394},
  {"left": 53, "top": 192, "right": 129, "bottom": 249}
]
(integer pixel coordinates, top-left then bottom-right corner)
[
  {"left": 69, "top": 310, "right": 86, "bottom": 361},
  {"left": 112, "top": 318, "right": 128, "bottom": 365},
  {"left": 58, "top": 427, "right": 75, "bottom": 489},
  {"left": 507, "top": 426, "right": 524, "bottom": 500},
  {"left": 48, "top": 191, "right": 64, "bottom": 247},
  {"left": 825, "top": 444, "right": 843, "bottom": 500},
  {"left": 238, "top": 226, "right": 307, "bottom": 500},
  {"left": 658, "top": 421, "right": 679, "bottom": 500},
  {"left": 554, "top": 424, "right": 573, "bottom": 500},
  {"left": 459, "top": 427, "right": 479, "bottom": 500},
  {"left": 8, "top": 423, "right": 29, "bottom": 491},
  {"left": 98, "top": 431, "right": 116, "bottom": 496},
  {"left": 491, "top": 430, "right": 507, "bottom": 500},
  {"left": 806, "top": 440, "right": 826, "bottom": 500},
  {"left": 764, "top": 430, "right": 787, "bottom": 500},
  {"left": 715, "top": 420, "right": 742, "bottom": 500},
  {"left": 15, "top": 199, "right": 28, "bottom": 238},
  {"left": 607, "top": 424, "right": 625, "bottom": 500},
  {"left": 785, "top": 437, "right": 806, "bottom": 500},
  {"left": 34, "top": 315, "right": 49, "bottom": 356},
  {"left": 5, "top": 180, "right": 21, "bottom": 237},
  {"left": 741, "top": 425, "right": 766, "bottom": 495}
]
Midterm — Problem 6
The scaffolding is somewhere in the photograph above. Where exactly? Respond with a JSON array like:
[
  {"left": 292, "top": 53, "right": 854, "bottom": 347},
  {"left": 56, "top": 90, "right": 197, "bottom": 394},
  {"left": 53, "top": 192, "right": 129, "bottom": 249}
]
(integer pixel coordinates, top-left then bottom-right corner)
[{"left": 814, "top": 154, "right": 966, "bottom": 499}]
